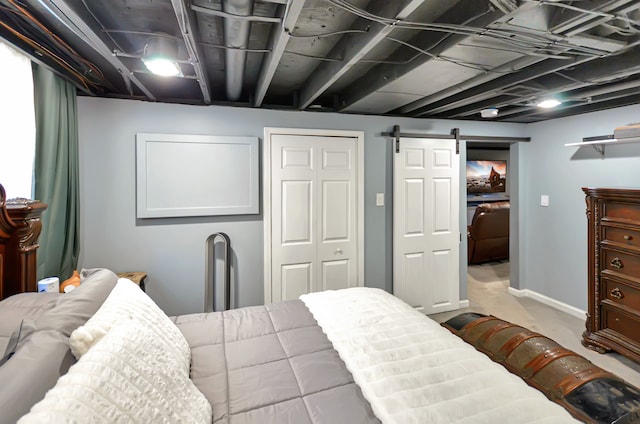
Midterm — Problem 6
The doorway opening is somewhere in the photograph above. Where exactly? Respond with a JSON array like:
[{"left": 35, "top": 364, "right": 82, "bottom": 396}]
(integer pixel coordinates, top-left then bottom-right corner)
[{"left": 465, "top": 143, "right": 511, "bottom": 308}]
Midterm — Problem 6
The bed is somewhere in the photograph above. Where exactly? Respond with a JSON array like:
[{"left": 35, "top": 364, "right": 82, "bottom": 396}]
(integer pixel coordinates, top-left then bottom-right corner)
[{"left": 0, "top": 269, "right": 637, "bottom": 423}]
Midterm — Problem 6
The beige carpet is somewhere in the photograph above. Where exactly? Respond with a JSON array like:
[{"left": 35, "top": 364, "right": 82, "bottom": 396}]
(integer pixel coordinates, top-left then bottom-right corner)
[{"left": 430, "top": 261, "right": 640, "bottom": 387}]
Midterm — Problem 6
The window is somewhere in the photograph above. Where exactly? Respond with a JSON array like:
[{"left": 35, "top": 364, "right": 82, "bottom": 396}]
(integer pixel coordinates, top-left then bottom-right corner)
[{"left": 0, "top": 38, "right": 36, "bottom": 199}]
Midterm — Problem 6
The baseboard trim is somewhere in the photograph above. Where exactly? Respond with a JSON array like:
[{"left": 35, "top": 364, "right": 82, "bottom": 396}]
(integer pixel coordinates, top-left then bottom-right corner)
[
  {"left": 507, "top": 287, "right": 585, "bottom": 319},
  {"left": 459, "top": 299, "right": 470, "bottom": 309},
  {"left": 507, "top": 287, "right": 527, "bottom": 298}
]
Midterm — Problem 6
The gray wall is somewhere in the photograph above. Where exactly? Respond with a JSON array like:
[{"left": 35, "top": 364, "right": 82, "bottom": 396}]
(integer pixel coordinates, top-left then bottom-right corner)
[
  {"left": 77, "top": 97, "right": 525, "bottom": 315},
  {"left": 523, "top": 104, "right": 640, "bottom": 310}
]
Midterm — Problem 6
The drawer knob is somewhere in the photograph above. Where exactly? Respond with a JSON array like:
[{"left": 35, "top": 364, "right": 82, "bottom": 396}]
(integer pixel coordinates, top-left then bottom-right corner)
[
  {"left": 624, "top": 234, "right": 633, "bottom": 241},
  {"left": 610, "top": 257, "right": 624, "bottom": 269},
  {"left": 610, "top": 287, "right": 624, "bottom": 300}
]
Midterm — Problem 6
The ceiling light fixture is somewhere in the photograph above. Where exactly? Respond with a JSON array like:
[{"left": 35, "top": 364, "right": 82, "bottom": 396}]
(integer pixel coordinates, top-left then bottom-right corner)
[
  {"left": 480, "top": 107, "right": 499, "bottom": 118},
  {"left": 537, "top": 99, "right": 562, "bottom": 109},
  {"left": 142, "top": 36, "right": 181, "bottom": 77}
]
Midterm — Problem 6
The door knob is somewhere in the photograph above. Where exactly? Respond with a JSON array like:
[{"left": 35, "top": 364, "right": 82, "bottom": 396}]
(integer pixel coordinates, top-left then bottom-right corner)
[{"left": 335, "top": 248, "right": 343, "bottom": 255}]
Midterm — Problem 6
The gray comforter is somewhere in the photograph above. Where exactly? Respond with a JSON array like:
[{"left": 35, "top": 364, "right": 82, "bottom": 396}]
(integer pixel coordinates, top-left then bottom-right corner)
[{"left": 172, "top": 300, "right": 381, "bottom": 424}]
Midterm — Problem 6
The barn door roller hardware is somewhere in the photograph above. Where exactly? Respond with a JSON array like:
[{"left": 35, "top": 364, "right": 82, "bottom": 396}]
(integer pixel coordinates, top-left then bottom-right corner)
[
  {"left": 393, "top": 125, "right": 400, "bottom": 153},
  {"left": 382, "top": 126, "right": 530, "bottom": 153},
  {"left": 451, "top": 128, "right": 460, "bottom": 154}
]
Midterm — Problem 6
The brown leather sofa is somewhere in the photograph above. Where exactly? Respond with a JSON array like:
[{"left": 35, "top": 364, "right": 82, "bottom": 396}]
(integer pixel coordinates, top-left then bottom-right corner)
[{"left": 467, "top": 201, "right": 510, "bottom": 264}]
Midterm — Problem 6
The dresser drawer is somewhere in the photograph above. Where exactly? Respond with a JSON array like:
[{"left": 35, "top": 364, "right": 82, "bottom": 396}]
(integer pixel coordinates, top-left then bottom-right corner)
[
  {"left": 603, "top": 226, "right": 640, "bottom": 250},
  {"left": 602, "top": 277, "right": 640, "bottom": 310},
  {"left": 603, "top": 202, "right": 640, "bottom": 223},
  {"left": 601, "top": 249, "right": 640, "bottom": 280},
  {"left": 601, "top": 304, "right": 640, "bottom": 343}
]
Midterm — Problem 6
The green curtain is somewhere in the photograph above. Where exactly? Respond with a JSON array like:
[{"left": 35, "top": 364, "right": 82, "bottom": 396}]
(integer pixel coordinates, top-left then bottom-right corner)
[{"left": 32, "top": 64, "right": 80, "bottom": 281}]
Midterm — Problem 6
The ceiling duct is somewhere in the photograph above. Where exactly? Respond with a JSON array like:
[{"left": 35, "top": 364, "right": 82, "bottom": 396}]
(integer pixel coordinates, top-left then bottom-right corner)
[{"left": 223, "top": 0, "right": 253, "bottom": 101}]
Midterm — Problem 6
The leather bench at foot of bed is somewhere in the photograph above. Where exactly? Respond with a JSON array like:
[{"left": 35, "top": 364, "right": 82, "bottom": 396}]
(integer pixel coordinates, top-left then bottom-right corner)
[{"left": 443, "top": 313, "right": 640, "bottom": 424}]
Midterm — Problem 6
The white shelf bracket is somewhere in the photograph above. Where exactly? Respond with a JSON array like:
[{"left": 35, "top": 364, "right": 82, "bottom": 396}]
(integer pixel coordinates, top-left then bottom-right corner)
[{"left": 592, "top": 144, "right": 604, "bottom": 157}]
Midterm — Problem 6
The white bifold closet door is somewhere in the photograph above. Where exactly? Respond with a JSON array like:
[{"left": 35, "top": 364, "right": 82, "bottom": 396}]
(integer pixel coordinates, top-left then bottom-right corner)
[
  {"left": 394, "top": 137, "right": 460, "bottom": 314},
  {"left": 269, "top": 134, "right": 359, "bottom": 302}
]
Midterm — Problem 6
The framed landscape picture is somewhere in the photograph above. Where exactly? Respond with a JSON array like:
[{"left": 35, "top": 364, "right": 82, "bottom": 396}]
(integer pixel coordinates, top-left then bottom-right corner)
[{"left": 466, "top": 160, "right": 507, "bottom": 194}]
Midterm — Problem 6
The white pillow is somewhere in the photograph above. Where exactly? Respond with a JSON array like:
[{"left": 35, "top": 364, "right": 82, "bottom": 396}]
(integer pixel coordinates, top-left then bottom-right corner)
[
  {"left": 69, "top": 278, "right": 189, "bottom": 373},
  {"left": 19, "top": 319, "right": 212, "bottom": 424}
]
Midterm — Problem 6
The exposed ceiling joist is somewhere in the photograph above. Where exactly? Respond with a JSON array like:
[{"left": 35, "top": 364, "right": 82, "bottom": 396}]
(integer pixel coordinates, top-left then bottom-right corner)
[
  {"left": 571, "top": 78, "right": 640, "bottom": 100},
  {"left": 543, "top": 0, "right": 640, "bottom": 34},
  {"left": 254, "top": 0, "right": 305, "bottom": 107},
  {"left": 391, "top": 55, "right": 543, "bottom": 114},
  {"left": 544, "top": 0, "right": 637, "bottom": 34},
  {"left": 44, "top": 0, "right": 156, "bottom": 100},
  {"left": 409, "top": 44, "right": 634, "bottom": 117},
  {"left": 297, "top": 0, "right": 425, "bottom": 110},
  {"left": 510, "top": 88, "right": 640, "bottom": 121},
  {"left": 4, "top": 0, "right": 639, "bottom": 122},
  {"left": 191, "top": 4, "right": 281, "bottom": 23},
  {"left": 171, "top": 0, "right": 211, "bottom": 104},
  {"left": 337, "top": 0, "right": 507, "bottom": 111},
  {"left": 456, "top": 45, "right": 640, "bottom": 119},
  {"left": 504, "top": 92, "right": 640, "bottom": 123},
  {"left": 410, "top": 56, "right": 594, "bottom": 116},
  {"left": 399, "top": 0, "right": 639, "bottom": 116}
]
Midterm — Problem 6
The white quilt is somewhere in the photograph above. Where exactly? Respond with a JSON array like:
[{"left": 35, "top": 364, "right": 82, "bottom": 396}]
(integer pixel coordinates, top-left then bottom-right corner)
[{"left": 301, "top": 288, "right": 580, "bottom": 424}]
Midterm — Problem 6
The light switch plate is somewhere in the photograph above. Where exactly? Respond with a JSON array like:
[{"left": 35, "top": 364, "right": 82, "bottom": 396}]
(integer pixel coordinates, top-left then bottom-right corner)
[
  {"left": 376, "top": 193, "right": 384, "bottom": 207},
  {"left": 541, "top": 195, "right": 550, "bottom": 207}
]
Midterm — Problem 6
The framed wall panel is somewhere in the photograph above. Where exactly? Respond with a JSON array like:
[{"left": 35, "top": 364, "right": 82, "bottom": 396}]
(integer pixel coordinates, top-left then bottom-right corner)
[{"left": 136, "top": 133, "right": 259, "bottom": 218}]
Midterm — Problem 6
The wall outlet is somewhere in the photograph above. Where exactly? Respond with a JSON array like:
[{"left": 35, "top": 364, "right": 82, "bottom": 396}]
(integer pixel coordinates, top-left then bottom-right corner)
[
  {"left": 376, "top": 193, "right": 384, "bottom": 207},
  {"left": 541, "top": 195, "right": 550, "bottom": 207}
]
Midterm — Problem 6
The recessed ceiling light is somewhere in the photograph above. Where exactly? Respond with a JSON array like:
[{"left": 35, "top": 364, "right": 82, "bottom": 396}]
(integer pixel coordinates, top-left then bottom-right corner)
[
  {"left": 143, "top": 58, "right": 181, "bottom": 77},
  {"left": 143, "top": 36, "right": 181, "bottom": 77},
  {"left": 537, "top": 99, "right": 562, "bottom": 109}
]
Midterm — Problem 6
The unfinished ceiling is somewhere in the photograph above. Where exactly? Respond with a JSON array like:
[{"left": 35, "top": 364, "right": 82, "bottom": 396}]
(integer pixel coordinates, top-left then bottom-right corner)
[{"left": 1, "top": 0, "right": 640, "bottom": 122}]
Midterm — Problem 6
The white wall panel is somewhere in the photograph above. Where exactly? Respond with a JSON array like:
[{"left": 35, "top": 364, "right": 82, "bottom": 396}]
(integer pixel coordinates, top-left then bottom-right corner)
[{"left": 136, "top": 133, "right": 259, "bottom": 218}]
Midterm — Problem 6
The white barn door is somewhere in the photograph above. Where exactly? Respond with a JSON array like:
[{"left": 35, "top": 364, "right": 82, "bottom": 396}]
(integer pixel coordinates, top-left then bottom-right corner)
[
  {"left": 394, "top": 137, "right": 460, "bottom": 314},
  {"left": 265, "top": 129, "right": 364, "bottom": 303}
]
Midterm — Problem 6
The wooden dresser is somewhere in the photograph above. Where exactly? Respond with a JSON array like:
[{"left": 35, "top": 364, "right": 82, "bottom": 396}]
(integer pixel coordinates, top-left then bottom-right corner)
[
  {"left": 0, "top": 184, "right": 47, "bottom": 300},
  {"left": 582, "top": 187, "right": 640, "bottom": 363}
]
